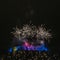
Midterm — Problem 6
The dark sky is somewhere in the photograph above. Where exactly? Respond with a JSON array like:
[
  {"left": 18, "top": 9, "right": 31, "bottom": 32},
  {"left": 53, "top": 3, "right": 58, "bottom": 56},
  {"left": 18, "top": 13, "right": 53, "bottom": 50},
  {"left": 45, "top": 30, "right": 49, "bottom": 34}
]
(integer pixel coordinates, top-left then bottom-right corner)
[{"left": 0, "top": 0, "right": 60, "bottom": 54}]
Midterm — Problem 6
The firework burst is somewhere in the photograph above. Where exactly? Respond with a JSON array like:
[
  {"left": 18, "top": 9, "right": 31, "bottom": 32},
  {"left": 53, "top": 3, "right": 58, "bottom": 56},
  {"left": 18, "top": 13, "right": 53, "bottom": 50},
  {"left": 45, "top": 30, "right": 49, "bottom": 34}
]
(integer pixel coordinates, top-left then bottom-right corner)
[{"left": 11, "top": 24, "right": 52, "bottom": 44}]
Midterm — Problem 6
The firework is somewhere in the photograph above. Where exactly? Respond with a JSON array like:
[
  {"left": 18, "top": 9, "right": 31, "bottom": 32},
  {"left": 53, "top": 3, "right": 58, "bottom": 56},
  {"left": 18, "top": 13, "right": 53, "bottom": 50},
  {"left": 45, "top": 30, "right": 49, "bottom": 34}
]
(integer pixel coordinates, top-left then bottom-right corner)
[
  {"left": 11, "top": 24, "right": 52, "bottom": 44},
  {"left": 36, "top": 26, "right": 51, "bottom": 40}
]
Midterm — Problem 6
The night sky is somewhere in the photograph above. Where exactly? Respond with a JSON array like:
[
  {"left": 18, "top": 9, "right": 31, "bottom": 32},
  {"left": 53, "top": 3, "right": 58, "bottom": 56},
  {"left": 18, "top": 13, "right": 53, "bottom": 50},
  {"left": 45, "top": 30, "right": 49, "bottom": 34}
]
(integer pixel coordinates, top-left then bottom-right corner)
[{"left": 0, "top": 0, "right": 60, "bottom": 54}]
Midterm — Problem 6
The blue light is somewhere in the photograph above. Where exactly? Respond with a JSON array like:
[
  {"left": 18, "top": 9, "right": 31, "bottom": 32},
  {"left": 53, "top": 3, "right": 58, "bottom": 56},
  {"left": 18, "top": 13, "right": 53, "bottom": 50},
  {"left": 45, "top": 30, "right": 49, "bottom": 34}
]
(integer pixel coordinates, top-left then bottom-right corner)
[
  {"left": 8, "top": 44, "right": 48, "bottom": 53},
  {"left": 8, "top": 48, "right": 12, "bottom": 53},
  {"left": 35, "top": 44, "right": 48, "bottom": 51}
]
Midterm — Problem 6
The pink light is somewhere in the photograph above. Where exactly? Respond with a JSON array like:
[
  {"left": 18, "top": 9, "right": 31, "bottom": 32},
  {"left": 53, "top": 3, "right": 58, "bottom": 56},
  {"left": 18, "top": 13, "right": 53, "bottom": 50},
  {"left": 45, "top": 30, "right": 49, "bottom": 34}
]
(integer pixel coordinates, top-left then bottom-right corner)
[{"left": 24, "top": 42, "right": 30, "bottom": 46}]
